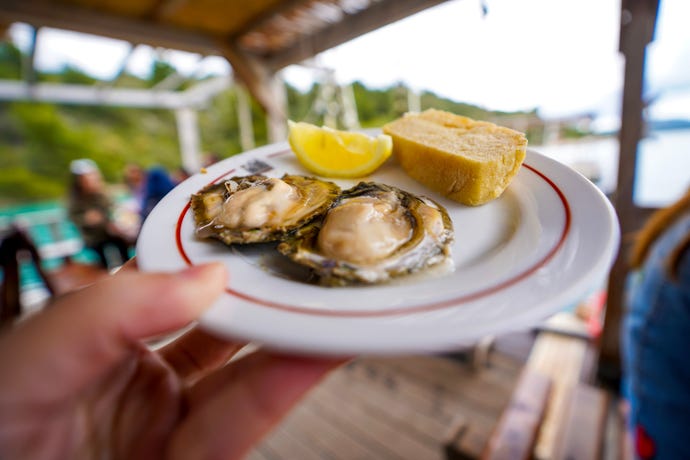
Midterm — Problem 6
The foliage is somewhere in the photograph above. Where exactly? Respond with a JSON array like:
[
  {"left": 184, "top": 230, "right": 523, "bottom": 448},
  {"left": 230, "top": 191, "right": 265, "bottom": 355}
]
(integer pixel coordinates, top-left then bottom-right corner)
[
  {"left": 0, "top": 43, "right": 544, "bottom": 205},
  {"left": 353, "top": 81, "right": 399, "bottom": 128},
  {"left": 561, "top": 125, "right": 589, "bottom": 140},
  {"left": 0, "top": 42, "right": 22, "bottom": 80},
  {"left": 149, "top": 60, "right": 177, "bottom": 87}
]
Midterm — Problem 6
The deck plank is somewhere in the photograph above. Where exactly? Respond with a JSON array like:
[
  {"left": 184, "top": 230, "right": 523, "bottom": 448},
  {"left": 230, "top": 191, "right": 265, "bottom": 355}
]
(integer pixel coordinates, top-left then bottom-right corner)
[
  {"left": 308, "top": 381, "right": 443, "bottom": 460},
  {"left": 374, "top": 356, "right": 514, "bottom": 418},
  {"left": 248, "top": 443, "right": 280, "bottom": 460},
  {"left": 341, "top": 359, "right": 457, "bottom": 423},
  {"left": 249, "top": 341, "right": 526, "bottom": 460},
  {"left": 260, "top": 417, "right": 327, "bottom": 460},
  {"left": 289, "top": 403, "right": 383, "bottom": 460},
  {"left": 481, "top": 369, "right": 552, "bottom": 460},
  {"left": 552, "top": 384, "right": 609, "bottom": 460},
  {"left": 329, "top": 365, "right": 456, "bottom": 446}
]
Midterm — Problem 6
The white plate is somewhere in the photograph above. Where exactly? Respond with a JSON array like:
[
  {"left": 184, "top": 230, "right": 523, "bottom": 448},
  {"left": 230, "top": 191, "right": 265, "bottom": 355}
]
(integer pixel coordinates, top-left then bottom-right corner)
[{"left": 137, "top": 143, "right": 620, "bottom": 356}]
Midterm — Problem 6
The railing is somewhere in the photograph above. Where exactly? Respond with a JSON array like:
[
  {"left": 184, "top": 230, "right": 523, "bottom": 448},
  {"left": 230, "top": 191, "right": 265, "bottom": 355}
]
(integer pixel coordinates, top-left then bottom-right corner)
[{"left": 0, "top": 203, "right": 97, "bottom": 288}]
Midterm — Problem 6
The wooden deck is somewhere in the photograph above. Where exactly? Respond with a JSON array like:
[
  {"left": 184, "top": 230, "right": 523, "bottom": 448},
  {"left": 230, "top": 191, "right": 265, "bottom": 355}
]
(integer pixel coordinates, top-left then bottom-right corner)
[{"left": 247, "top": 334, "right": 532, "bottom": 460}]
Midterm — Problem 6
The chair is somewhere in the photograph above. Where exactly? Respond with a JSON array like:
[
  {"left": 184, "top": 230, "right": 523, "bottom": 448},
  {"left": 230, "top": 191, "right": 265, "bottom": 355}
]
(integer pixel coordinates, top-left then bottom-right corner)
[{"left": 0, "top": 224, "right": 108, "bottom": 328}]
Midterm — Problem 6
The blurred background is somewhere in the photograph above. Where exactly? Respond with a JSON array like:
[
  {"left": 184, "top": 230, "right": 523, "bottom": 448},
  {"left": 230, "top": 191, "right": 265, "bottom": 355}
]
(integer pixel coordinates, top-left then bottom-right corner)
[
  {"left": 1, "top": 0, "right": 688, "bottom": 208},
  {"left": 1, "top": 1, "right": 689, "bottom": 457}
]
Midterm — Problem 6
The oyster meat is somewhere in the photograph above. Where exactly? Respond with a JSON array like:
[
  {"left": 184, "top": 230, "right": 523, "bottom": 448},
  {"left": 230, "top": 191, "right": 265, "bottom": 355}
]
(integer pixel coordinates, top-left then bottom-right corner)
[
  {"left": 191, "top": 174, "right": 340, "bottom": 244},
  {"left": 278, "top": 182, "right": 454, "bottom": 286}
]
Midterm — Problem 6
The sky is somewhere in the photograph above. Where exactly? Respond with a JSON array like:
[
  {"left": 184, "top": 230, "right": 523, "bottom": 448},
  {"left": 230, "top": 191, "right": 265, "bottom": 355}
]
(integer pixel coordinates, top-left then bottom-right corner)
[{"left": 7, "top": 0, "right": 690, "bottom": 121}]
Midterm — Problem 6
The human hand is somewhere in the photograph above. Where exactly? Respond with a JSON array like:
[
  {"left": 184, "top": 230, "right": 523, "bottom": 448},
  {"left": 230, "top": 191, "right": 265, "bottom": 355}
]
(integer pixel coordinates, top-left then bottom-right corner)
[{"left": 0, "top": 262, "right": 342, "bottom": 460}]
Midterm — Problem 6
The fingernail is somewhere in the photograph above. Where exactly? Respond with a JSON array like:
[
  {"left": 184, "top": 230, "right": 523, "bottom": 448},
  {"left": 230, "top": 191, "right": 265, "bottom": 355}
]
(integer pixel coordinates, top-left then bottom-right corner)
[{"left": 179, "top": 263, "right": 227, "bottom": 280}]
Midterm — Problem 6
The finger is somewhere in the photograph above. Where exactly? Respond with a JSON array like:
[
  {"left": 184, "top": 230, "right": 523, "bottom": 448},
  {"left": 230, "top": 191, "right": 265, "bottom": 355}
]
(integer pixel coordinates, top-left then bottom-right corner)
[
  {"left": 0, "top": 263, "right": 227, "bottom": 403},
  {"left": 159, "top": 327, "right": 245, "bottom": 382},
  {"left": 118, "top": 257, "right": 139, "bottom": 272},
  {"left": 112, "top": 349, "right": 181, "bottom": 460},
  {"left": 169, "top": 352, "right": 344, "bottom": 460}
]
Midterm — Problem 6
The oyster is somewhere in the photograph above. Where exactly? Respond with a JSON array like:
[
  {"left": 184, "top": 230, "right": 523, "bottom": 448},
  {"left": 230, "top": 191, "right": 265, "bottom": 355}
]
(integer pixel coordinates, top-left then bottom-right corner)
[
  {"left": 278, "top": 182, "right": 454, "bottom": 286},
  {"left": 191, "top": 174, "right": 340, "bottom": 244}
]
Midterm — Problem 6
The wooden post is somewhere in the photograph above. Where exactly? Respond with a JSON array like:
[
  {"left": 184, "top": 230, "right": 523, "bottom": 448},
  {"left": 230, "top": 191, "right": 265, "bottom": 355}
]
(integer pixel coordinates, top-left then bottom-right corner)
[
  {"left": 175, "top": 107, "right": 201, "bottom": 173},
  {"left": 267, "top": 74, "right": 287, "bottom": 142},
  {"left": 235, "top": 84, "right": 255, "bottom": 152},
  {"left": 407, "top": 87, "right": 421, "bottom": 113},
  {"left": 481, "top": 369, "right": 552, "bottom": 460},
  {"left": 220, "top": 43, "right": 286, "bottom": 143},
  {"left": 552, "top": 384, "right": 609, "bottom": 460},
  {"left": 22, "top": 25, "right": 38, "bottom": 85},
  {"left": 340, "top": 83, "right": 361, "bottom": 129},
  {"left": 598, "top": 0, "right": 659, "bottom": 386}
]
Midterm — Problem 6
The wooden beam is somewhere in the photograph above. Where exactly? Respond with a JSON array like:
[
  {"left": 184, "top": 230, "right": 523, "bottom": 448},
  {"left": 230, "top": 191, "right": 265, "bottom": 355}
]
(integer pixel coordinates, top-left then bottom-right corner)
[
  {"left": 220, "top": 42, "right": 286, "bottom": 134},
  {"left": 265, "top": 0, "right": 451, "bottom": 70},
  {"left": 552, "top": 384, "right": 609, "bottom": 460},
  {"left": 175, "top": 107, "right": 202, "bottom": 173},
  {"left": 22, "top": 25, "right": 38, "bottom": 84},
  {"left": 152, "top": 70, "right": 189, "bottom": 91},
  {"left": 266, "top": 74, "right": 287, "bottom": 142},
  {"left": 0, "top": 80, "right": 187, "bottom": 108},
  {"left": 182, "top": 76, "right": 233, "bottom": 107},
  {"left": 481, "top": 369, "right": 552, "bottom": 460},
  {"left": 598, "top": 0, "right": 660, "bottom": 386},
  {"left": 147, "top": 0, "right": 189, "bottom": 21},
  {"left": 527, "top": 332, "right": 592, "bottom": 460},
  {"left": 104, "top": 43, "right": 136, "bottom": 85},
  {"left": 0, "top": 0, "right": 220, "bottom": 55},
  {"left": 236, "top": 84, "right": 256, "bottom": 151},
  {"left": 0, "top": 77, "right": 231, "bottom": 109},
  {"left": 0, "top": 0, "right": 283, "bottom": 128},
  {"left": 229, "top": 0, "right": 305, "bottom": 41}
]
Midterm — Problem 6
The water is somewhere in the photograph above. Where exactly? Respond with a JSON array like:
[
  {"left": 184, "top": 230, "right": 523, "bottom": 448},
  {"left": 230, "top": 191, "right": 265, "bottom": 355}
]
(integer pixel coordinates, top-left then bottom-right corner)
[
  {"left": 535, "top": 128, "right": 690, "bottom": 208},
  {"left": 636, "top": 129, "right": 690, "bottom": 206}
]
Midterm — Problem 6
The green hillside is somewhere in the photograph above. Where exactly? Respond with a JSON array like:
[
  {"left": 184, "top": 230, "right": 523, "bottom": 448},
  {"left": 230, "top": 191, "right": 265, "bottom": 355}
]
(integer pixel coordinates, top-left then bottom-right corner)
[{"left": 0, "top": 41, "right": 542, "bottom": 205}]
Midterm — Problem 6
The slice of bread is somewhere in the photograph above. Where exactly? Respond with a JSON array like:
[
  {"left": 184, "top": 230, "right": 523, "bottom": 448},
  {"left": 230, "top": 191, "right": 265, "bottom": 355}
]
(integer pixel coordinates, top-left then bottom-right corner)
[{"left": 383, "top": 109, "right": 528, "bottom": 206}]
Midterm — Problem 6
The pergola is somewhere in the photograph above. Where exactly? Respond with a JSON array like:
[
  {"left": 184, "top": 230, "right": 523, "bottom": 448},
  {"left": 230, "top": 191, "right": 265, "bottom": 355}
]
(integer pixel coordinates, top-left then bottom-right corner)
[
  {"left": 0, "top": 0, "right": 662, "bottom": 383},
  {"left": 0, "top": 0, "right": 449, "bottom": 139}
]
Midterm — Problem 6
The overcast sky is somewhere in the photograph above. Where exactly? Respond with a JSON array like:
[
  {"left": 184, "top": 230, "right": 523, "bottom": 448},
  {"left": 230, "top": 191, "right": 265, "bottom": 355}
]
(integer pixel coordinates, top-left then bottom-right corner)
[{"left": 8, "top": 0, "right": 690, "bottom": 120}]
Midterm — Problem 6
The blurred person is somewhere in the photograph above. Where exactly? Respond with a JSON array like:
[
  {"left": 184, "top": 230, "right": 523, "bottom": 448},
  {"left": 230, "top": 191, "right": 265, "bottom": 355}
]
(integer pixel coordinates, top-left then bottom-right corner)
[
  {"left": 123, "top": 162, "right": 146, "bottom": 210},
  {"left": 622, "top": 188, "right": 690, "bottom": 460},
  {"left": 202, "top": 152, "right": 222, "bottom": 168},
  {"left": 122, "top": 162, "right": 146, "bottom": 218},
  {"left": 67, "top": 159, "right": 132, "bottom": 269},
  {"left": 140, "top": 166, "right": 176, "bottom": 221},
  {"left": 171, "top": 166, "right": 192, "bottom": 185},
  {"left": 122, "top": 163, "right": 145, "bottom": 197},
  {"left": 0, "top": 261, "right": 340, "bottom": 459},
  {"left": 123, "top": 163, "right": 176, "bottom": 224}
]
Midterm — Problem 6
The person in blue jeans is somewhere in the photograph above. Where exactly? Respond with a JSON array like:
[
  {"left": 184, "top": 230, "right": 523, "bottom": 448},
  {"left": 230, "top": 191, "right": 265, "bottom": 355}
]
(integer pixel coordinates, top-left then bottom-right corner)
[{"left": 622, "top": 188, "right": 690, "bottom": 460}]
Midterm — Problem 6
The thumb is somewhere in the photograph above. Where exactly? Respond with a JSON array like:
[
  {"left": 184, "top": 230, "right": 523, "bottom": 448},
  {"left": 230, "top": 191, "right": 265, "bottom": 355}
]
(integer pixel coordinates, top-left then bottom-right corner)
[{"left": 0, "top": 263, "right": 227, "bottom": 402}]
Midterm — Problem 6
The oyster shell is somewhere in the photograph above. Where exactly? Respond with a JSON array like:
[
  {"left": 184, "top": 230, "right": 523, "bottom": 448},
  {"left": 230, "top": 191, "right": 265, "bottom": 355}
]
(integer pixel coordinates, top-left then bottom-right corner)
[
  {"left": 191, "top": 174, "right": 340, "bottom": 245},
  {"left": 278, "top": 182, "right": 454, "bottom": 286}
]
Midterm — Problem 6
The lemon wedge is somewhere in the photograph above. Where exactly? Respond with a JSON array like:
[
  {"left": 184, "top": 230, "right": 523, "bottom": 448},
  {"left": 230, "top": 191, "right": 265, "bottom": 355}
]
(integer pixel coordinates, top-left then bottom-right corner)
[{"left": 287, "top": 121, "right": 393, "bottom": 178}]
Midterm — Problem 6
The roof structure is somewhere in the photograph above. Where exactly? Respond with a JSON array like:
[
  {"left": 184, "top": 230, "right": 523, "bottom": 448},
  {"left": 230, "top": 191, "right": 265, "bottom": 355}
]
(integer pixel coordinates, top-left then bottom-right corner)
[{"left": 0, "top": 0, "right": 450, "bottom": 122}]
